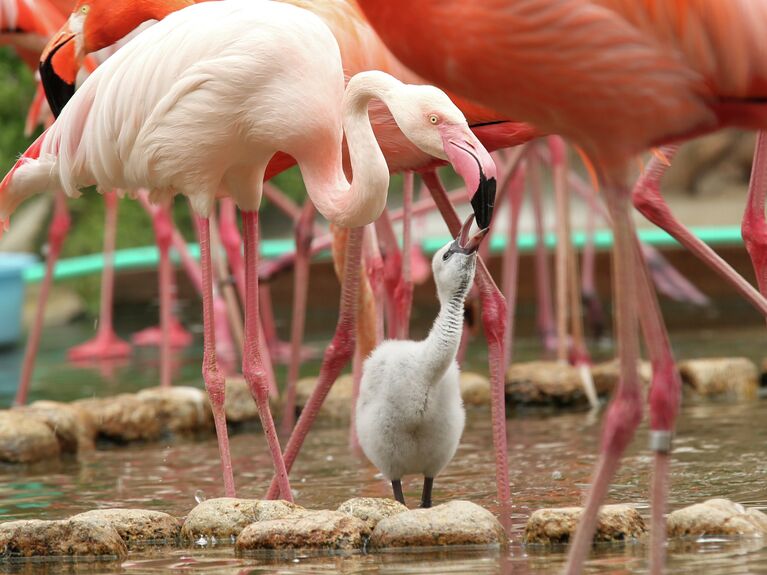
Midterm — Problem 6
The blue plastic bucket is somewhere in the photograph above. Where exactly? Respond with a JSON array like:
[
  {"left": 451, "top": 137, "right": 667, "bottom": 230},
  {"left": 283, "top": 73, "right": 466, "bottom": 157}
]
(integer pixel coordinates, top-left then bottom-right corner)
[{"left": 0, "top": 253, "right": 37, "bottom": 347}]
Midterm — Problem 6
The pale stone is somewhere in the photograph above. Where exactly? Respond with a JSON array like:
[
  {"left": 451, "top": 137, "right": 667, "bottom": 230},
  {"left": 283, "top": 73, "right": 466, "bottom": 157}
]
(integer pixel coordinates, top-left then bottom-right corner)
[
  {"left": 524, "top": 504, "right": 646, "bottom": 544},
  {"left": 71, "top": 509, "right": 180, "bottom": 545},
  {"left": 506, "top": 361, "right": 603, "bottom": 407},
  {"left": 224, "top": 376, "right": 259, "bottom": 423},
  {"left": 370, "top": 500, "right": 505, "bottom": 548},
  {"left": 136, "top": 386, "right": 212, "bottom": 433},
  {"left": 235, "top": 510, "right": 366, "bottom": 551},
  {"left": 181, "top": 498, "right": 303, "bottom": 541},
  {"left": 0, "top": 518, "right": 127, "bottom": 560},
  {"left": 337, "top": 497, "right": 408, "bottom": 535},
  {"left": 667, "top": 499, "right": 767, "bottom": 537},
  {"left": 295, "top": 374, "right": 353, "bottom": 421},
  {"left": 16, "top": 401, "right": 96, "bottom": 453},
  {"left": 590, "top": 360, "right": 652, "bottom": 392},
  {"left": 23, "top": 284, "right": 84, "bottom": 329},
  {"left": 0, "top": 411, "right": 60, "bottom": 463},
  {"left": 72, "top": 395, "right": 163, "bottom": 442},
  {"left": 460, "top": 372, "right": 491, "bottom": 406},
  {"left": 678, "top": 358, "right": 758, "bottom": 400}
]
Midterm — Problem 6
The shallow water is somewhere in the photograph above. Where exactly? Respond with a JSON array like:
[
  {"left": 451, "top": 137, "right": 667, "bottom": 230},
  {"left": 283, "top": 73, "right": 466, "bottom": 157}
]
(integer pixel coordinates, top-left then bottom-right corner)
[{"left": 1, "top": 323, "right": 767, "bottom": 573}]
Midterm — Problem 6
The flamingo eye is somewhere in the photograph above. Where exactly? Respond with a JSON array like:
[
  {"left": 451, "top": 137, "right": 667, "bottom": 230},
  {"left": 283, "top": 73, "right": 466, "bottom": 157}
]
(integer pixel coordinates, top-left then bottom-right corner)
[
  {"left": 80, "top": 5, "right": 89, "bottom": 14},
  {"left": 429, "top": 114, "right": 439, "bottom": 125}
]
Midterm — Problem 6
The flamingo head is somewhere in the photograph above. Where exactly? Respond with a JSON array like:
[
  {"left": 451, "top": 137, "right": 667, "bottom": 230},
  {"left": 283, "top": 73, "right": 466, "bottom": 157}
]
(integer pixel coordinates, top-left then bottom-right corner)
[
  {"left": 39, "top": 0, "right": 194, "bottom": 117},
  {"left": 388, "top": 84, "right": 498, "bottom": 229},
  {"left": 432, "top": 214, "right": 487, "bottom": 304}
]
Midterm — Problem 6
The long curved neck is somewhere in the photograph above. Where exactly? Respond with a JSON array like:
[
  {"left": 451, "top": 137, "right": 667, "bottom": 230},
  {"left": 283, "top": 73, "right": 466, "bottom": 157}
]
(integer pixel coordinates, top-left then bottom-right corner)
[
  {"left": 422, "top": 279, "right": 470, "bottom": 379},
  {"left": 302, "top": 71, "right": 398, "bottom": 228}
]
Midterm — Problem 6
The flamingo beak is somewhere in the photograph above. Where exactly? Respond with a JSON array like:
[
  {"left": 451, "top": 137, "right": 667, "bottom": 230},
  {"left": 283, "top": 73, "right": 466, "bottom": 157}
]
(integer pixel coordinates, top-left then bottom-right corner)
[
  {"left": 446, "top": 214, "right": 489, "bottom": 257},
  {"left": 439, "top": 123, "right": 497, "bottom": 229},
  {"left": 39, "top": 23, "right": 79, "bottom": 117}
]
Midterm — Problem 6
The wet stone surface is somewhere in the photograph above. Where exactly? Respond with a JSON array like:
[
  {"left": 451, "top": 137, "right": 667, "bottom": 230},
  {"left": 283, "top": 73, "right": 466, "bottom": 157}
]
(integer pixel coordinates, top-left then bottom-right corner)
[
  {"left": 524, "top": 504, "right": 647, "bottom": 544},
  {"left": 224, "top": 377, "right": 259, "bottom": 423},
  {"left": 70, "top": 509, "right": 181, "bottom": 546},
  {"left": 667, "top": 498, "right": 767, "bottom": 537},
  {"left": 181, "top": 498, "right": 304, "bottom": 541},
  {"left": 0, "top": 518, "right": 127, "bottom": 561},
  {"left": 369, "top": 501, "right": 505, "bottom": 548},
  {"left": 0, "top": 410, "right": 60, "bottom": 463},
  {"left": 589, "top": 360, "right": 652, "bottom": 392},
  {"left": 679, "top": 358, "right": 758, "bottom": 400},
  {"left": 506, "top": 361, "right": 604, "bottom": 408},
  {"left": 295, "top": 374, "right": 353, "bottom": 422},
  {"left": 459, "top": 372, "right": 491, "bottom": 406},
  {"left": 336, "top": 497, "right": 408, "bottom": 535},
  {"left": 235, "top": 510, "right": 366, "bottom": 551},
  {"left": 136, "top": 386, "right": 212, "bottom": 434},
  {"left": 73, "top": 394, "right": 164, "bottom": 442},
  {"left": 15, "top": 400, "right": 97, "bottom": 453}
]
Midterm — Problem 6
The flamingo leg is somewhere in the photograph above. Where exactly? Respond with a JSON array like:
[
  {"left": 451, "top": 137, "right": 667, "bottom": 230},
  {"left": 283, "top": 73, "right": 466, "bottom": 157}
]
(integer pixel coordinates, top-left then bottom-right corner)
[
  {"left": 152, "top": 205, "right": 174, "bottom": 388},
  {"left": 398, "top": 172, "right": 415, "bottom": 339},
  {"left": 68, "top": 191, "right": 131, "bottom": 361},
  {"left": 15, "top": 192, "right": 70, "bottom": 405},
  {"left": 421, "top": 170, "right": 511, "bottom": 523},
  {"left": 196, "top": 215, "right": 236, "bottom": 497},
  {"left": 633, "top": 145, "right": 767, "bottom": 318},
  {"left": 742, "top": 132, "right": 767, "bottom": 301},
  {"left": 240, "top": 210, "right": 292, "bottom": 502},
  {"left": 281, "top": 200, "right": 316, "bottom": 433},
  {"left": 551, "top": 140, "right": 570, "bottom": 365},
  {"left": 265, "top": 226, "right": 363, "bottom": 499},
  {"left": 581, "top": 190, "right": 607, "bottom": 340},
  {"left": 374, "top": 208, "right": 404, "bottom": 339},
  {"left": 501, "top": 162, "right": 526, "bottom": 370},
  {"left": 564, "top": 182, "right": 643, "bottom": 574}
]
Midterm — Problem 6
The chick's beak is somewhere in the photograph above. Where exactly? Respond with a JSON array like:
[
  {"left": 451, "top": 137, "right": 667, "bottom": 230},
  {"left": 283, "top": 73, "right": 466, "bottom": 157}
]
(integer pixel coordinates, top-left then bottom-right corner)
[
  {"left": 447, "top": 214, "right": 489, "bottom": 257},
  {"left": 439, "top": 123, "right": 497, "bottom": 229},
  {"left": 39, "top": 24, "right": 79, "bottom": 117}
]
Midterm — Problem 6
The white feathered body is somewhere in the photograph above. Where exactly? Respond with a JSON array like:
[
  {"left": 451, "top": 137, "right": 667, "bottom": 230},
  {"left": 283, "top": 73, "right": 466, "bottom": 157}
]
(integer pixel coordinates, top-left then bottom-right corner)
[
  {"left": 356, "top": 338, "right": 465, "bottom": 480},
  {"left": 0, "top": 0, "right": 345, "bottom": 218}
]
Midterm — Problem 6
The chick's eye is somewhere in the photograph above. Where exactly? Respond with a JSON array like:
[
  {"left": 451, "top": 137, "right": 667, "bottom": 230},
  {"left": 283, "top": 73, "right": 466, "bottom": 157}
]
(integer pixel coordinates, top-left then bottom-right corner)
[
  {"left": 429, "top": 114, "right": 439, "bottom": 124},
  {"left": 442, "top": 250, "right": 452, "bottom": 261}
]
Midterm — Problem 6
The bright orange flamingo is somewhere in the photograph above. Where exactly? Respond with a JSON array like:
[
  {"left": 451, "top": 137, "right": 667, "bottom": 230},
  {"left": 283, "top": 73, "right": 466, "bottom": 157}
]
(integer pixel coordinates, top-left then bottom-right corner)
[{"left": 353, "top": 1, "right": 767, "bottom": 572}]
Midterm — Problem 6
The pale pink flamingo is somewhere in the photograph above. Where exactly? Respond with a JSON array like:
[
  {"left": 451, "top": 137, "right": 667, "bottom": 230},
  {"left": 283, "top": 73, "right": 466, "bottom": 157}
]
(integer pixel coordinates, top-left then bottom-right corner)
[{"left": 0, "top": 0, "right": 497, "bottom": 499}]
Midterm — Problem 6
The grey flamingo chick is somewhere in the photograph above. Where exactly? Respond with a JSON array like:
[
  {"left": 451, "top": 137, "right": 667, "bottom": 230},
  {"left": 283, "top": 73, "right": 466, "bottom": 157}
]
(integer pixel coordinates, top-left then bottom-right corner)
[{"left": 356, "top": 214, "right": 486, "bottom": 508}]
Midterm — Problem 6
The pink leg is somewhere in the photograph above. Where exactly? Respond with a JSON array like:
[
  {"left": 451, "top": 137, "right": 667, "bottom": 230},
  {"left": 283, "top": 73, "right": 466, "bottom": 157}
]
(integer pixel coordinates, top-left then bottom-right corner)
[
  {"left": 364, "top": 226, "right": 386, "bottom": 345},
  {"left": 68, "top": 191, "right": 132, "bottom": 361},
  {"left": 501, "top": 161, "right": 526, "bottom": 370},
  {"left": 266, "top": 226, "right": 363, "bottom": 500},
  {"left": 633, "top": 145, "right": 767, "bottom": 318},
  {"left": 551, "top": 140, "right": 570, "bottom": 365},
  {"left": 742, "top": 132, "right": 767, "bottom": 300},
  {"left": 196, "top": 215, "right": 236, "bottom": 497},
  {"left": 153, "top": 205, "right": 174, "bottom": 388},
  {"left": 528, "top": 155, "right": 557, "bottom": 353},
  {"left": 374, "top": 209, "right": 405, "bottom": 339},
  {"left": 281, "top": 200, "right": 316, "bottom": 433},
  {"left": 580, "top": 193, "right": 607, "bottom": 340},
  {"left": 349, "top": 345, "right": 363, "bottom": 450},
  {"left": 15, "top": 192, "right": 70, "bottom": 405},
  {"left": 565, "top": 182, "right": 643, "bottom": 574},
  {"left": 421, "top": 170, "right": 511, "bottom": 524},
  {"left": 398, "top": 172, "right": 415, "bottom": 339},
  {"left": 241, "top": 210, "right": 293, "bottom": 502}
]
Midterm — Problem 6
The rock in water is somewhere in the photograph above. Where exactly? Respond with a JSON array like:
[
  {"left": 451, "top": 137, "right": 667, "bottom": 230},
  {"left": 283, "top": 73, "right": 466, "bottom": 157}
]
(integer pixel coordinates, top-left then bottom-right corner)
[
  {"left": 136, "top": 387, "right": 212, "bottom": 433},
  {"left": 181, "top": 498, "right": 303, "bottom": 541},
  {"left": 70, "top": 509, "right": 180, "bottom": 545},
  {"left": 336, "top": 497, "right": 408, "bottom": 535},
  {"left": 506, "top": 361, "right": 605, "bottom": 408},
  {"left": 295, "top": 374, "right": 353, "bottom": 422},
  {"left": 0, "top": 411, "right": 60, "bottom": 463},
  {"left": 235, "top": 510, "right": 366, "bottom": 551},
  {"left": 590, "top": 360, "right": 652, "bottom": 392},
  {"left": 525, "top": 504, "right": 646, "bottom": 544},
  {"left": 224, "top": 377, "right": 259, "bottom": 423},
  {"left": 369, "top": 501, "right": 505, "bottom": 548},
  {"left": 667, "top": 499, "right": 767, "bottom": 537},
  {"left": 459, "top": 372, "right": 491, "bottom": 406},
  {"left": 72, "top": 395, "right": 164, "bottom": 442},
  {"left": 678, "top": 358, "right": 758, "bottom": 400},
  {"left": 15, "top": 401, "right": 96, "bottom": 453},
  {"left": 0, "top": 519, "right": 127, "bottom": 560}
]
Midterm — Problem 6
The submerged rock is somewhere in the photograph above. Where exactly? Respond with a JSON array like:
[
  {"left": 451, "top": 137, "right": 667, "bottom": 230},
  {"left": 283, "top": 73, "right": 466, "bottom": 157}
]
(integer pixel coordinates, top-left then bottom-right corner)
[
  {"left": 524, "top": 504, "right": 646, "bottom": 544},
  {"left": 16, "top": 401, "right": 96, "bottom": 453},
  {"left": 295, "top": 374, "right": 353, "bottom": 422},
  {"left": 0, "top": 518, "right": 127, "bottom": 560},
  {"left": 667, "top": 498, "right": 767, "bottom": 537},
  {"left": 73, "top": 394, "right": 164, "bottom": 442},
  {"left": 679, "top": 358, "right": 758, "bottom": 400},
  {"left": 369, "top": 500, "right": 505, "bottom": 548},
  {"left": 136, "top": 386, "right": 212, "bottom": 433},
  {"left": 181, "top": 498, "right": 303, "bottom": 541},
  {"left": 459, "top": 372, "right": 491, "bottom": 406},
  {"left": 506, "top": 361, "right": 602, "bottom": 407},
  {"left": 0, "top": 411, "right": 60, "bottom": 463},
  {"left": 337, "top": 497, "right": 408, "bottom": 535},
  {"left": 224, "top": 376, "right": 259, "bottom": 423},
  {"left": 236, "top": 510, "right": 366, "bottom": 551},
  {"left": 590, "top": 360, "right": 652, "bottom": 392},
  {"left": 71, "top": 509, "right": 180, "bottom": 545}
]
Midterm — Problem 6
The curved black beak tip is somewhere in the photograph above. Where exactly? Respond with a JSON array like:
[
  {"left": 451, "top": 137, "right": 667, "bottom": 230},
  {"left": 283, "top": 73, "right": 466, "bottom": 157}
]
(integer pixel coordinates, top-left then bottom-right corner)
[
  {"left": 470, "top": 173, "right": 496, "bottom": 230},
  {"left": 39, "top": 54, "right": 75, "bottom": 118}
]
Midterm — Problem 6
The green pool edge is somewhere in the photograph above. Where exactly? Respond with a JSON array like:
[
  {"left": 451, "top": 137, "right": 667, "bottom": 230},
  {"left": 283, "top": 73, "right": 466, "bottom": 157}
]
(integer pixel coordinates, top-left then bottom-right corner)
[{"left": 22, "top": 225, "right": 745, "bottom": 283}]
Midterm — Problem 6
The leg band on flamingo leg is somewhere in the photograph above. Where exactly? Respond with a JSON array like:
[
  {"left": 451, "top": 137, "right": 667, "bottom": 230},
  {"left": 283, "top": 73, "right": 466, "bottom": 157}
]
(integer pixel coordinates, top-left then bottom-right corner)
[
  {"left": 649, "top": 431, "right": 673, "bottom": 453},
  {"left": 265, "top": 226, "right": 363, "bottom": 500}
]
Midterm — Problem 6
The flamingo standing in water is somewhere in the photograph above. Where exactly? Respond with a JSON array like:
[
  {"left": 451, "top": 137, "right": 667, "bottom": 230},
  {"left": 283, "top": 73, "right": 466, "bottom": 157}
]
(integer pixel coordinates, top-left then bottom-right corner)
[
  {"left": 353, "top": 1, "right": 767, "bottom": 572},
  {"left": 0, "top": 0, "right": 498, "bottom": 499}
]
